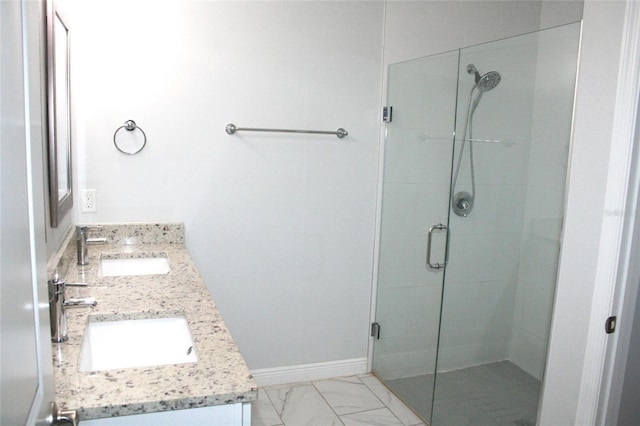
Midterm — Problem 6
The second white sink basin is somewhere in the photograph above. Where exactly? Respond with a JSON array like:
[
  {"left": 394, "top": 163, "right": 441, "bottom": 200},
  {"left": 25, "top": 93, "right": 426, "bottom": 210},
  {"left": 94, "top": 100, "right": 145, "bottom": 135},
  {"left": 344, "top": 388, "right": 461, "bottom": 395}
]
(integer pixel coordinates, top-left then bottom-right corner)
[
  {"left": 78, "top": 317, "right": 197, "bottom": 372},
  {"left": 98, "top": 256, "right": 170, "bottom": 277}
]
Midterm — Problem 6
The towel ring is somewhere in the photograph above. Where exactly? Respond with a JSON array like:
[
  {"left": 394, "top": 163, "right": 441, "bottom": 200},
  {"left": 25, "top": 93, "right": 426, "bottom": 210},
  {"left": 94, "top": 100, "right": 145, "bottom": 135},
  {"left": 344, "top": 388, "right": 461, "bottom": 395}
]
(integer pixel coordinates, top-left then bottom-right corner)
[{"left": 113, "top": 120, "right": 147, "bottom": 155}]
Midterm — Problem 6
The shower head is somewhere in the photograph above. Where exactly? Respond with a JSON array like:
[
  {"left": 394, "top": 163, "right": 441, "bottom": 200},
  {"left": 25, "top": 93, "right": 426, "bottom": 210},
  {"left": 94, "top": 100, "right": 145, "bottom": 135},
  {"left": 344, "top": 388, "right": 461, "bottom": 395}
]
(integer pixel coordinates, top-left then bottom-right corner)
[
  {"left": 477, "top": 71, "right": 501, "bottom": 92},
  {"left": 467, "top": 64, "right": 501, "bottom": 92}
]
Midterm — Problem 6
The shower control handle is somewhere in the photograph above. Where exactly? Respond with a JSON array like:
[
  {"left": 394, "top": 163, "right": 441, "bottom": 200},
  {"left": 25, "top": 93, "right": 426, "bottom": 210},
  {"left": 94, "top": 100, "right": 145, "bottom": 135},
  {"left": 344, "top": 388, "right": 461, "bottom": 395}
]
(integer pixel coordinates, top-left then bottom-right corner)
[{"left": 427, "top": 223, "right": 447, "bottom": 270}]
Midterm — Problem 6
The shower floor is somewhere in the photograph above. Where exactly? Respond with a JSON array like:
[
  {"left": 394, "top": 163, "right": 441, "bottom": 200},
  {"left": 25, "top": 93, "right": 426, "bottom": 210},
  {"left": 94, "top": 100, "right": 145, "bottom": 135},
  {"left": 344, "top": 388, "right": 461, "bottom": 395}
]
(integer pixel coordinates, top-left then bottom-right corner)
[{"left": 384, "top": 361, "right": 540, "bottom": 426}]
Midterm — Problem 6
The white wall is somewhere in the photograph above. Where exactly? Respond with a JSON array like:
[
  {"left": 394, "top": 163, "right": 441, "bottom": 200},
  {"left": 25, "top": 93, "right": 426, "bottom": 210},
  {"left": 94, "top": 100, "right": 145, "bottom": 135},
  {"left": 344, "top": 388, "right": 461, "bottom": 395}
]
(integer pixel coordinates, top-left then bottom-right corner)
[
  {"left": 383, "top": 1, "right": 545, "bottom": 66},
  {"left": 66, "top": 0, "right": 384, "bottom": 370}
]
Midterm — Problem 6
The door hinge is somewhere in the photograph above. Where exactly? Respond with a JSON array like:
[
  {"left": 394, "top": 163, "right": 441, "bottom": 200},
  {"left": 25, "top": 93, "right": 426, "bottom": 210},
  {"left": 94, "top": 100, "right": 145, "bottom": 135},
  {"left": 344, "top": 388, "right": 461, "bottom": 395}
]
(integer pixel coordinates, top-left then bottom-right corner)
[
  {"left": 371, "top": 322, "right": 381, "bottom": 339},
  {"left": 382, "top": 106, "right": 393, "bottom": 123},
  {"left": 605, "top": 316, "right": 617, "bottom": 334}
]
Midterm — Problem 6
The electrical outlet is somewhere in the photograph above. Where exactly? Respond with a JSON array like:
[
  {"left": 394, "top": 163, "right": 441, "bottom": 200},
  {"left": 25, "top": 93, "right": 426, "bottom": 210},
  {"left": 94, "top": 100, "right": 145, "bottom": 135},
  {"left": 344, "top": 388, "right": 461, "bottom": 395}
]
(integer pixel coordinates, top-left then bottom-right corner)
[{"left": 81, "top": 189, "right": 97, "bottom": 213}]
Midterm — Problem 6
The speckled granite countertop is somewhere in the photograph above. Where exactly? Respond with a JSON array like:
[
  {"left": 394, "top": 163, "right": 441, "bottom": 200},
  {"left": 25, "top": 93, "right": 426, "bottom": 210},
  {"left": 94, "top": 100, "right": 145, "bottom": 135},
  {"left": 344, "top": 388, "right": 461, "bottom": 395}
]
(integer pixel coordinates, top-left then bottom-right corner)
[{"left": 48, "top": 223, "right": 257, "bottom": 420}]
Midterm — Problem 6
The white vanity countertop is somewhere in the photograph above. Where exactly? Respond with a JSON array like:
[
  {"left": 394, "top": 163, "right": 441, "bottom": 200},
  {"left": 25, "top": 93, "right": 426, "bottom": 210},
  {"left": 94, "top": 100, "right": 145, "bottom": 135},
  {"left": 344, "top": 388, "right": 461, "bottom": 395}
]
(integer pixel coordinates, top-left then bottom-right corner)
[{"left": 49, "top": 223, "right": 257, "bottom": 420}]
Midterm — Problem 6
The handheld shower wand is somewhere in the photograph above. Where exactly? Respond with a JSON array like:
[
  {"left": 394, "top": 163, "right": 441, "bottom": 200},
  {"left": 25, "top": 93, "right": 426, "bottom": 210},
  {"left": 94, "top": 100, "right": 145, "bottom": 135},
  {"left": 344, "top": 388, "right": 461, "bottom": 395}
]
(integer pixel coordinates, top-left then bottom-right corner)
[{"left": 451, "top": 64, "right": 501, "bottom": 217}]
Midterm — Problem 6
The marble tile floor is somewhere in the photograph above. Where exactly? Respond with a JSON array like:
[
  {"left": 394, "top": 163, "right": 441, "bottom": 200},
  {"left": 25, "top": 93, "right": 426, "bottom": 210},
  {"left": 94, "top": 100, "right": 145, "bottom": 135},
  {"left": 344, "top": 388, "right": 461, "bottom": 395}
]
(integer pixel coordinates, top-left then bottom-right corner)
[
  {"left": 384, "top": 361, "right": 540, "bottom": 426},
  {"left": 251, "top": 374, "right": 427, "bottom": 426}
]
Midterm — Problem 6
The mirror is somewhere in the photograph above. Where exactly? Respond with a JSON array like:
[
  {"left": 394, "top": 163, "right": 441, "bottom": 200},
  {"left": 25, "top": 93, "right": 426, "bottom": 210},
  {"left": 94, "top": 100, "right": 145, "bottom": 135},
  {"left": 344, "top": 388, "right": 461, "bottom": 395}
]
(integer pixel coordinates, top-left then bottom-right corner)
[{"left": 47, "top": 2, "right": 72, "bottom": 227}]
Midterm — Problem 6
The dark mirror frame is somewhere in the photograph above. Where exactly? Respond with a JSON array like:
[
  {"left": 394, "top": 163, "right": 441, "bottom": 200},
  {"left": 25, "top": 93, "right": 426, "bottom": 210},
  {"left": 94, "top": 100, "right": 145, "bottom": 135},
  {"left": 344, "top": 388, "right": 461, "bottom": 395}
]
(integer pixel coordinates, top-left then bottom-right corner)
[{"left": 47, "top": 1, "right": 72, "bottom": 227}]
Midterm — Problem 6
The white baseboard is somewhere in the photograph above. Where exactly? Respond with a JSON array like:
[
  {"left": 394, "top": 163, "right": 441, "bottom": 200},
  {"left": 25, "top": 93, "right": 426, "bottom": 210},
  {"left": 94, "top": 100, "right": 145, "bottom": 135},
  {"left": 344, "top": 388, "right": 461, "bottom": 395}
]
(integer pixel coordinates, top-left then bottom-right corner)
[{"left": 251, "top": 357, "right": 368, "bottom": 387}]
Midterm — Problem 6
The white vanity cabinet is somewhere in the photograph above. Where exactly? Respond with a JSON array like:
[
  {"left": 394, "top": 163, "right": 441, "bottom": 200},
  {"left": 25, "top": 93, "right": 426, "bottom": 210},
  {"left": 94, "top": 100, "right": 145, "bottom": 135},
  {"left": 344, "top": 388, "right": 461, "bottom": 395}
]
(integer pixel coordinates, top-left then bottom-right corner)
[{"left": 81, "top": 403, "right": 251, "bottom": 426}]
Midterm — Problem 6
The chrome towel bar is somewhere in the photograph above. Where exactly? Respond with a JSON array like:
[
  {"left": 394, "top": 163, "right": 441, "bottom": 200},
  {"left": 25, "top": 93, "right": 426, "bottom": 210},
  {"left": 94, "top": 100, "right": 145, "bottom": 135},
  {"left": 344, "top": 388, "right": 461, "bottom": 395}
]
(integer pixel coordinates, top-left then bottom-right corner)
[{"left": 225, "top": 123, "right": 348, "bottom": 139}]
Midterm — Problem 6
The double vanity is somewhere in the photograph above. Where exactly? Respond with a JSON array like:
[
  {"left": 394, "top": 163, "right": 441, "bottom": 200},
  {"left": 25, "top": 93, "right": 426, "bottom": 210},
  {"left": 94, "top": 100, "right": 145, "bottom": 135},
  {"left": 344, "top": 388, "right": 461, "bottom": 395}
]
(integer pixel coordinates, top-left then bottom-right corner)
[{"left": 48, "top": 223, "right": 256, "bottom": 425}]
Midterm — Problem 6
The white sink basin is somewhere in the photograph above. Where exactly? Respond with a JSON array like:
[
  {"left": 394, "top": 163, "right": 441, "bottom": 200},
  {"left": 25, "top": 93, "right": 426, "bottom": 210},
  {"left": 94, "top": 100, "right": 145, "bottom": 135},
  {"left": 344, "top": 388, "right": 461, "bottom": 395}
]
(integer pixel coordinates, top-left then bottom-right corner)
[
  {"left": 98, "top": 256, "right": 170, "bottom": 277},
  {"left": 78, "top": 317, "right": 197, "bottom": 372}
]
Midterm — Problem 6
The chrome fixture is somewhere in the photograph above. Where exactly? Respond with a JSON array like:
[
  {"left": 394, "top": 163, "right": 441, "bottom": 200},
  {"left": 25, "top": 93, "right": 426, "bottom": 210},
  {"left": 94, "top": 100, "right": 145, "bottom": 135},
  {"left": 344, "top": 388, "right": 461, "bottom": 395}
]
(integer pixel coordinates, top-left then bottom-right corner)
[
  {"left": 451, "top": 64, "right": 502, "bottom": 217},
  {"left": 225, "top": 123, "right": 348, "bottom": 139},
  {"left": 452, "top": 191, "right": 474, "bottom": 217},
  {"left": 113, "top": 119, "right": 147, "bottom": 155},
  {"left": 76, "top": 225, "right": 106, "bottom": 265},
  {"left": 47, "top": 402, "right": 78, "bottom": 426},
  {"left": 426, "top": 223, "right": 448, "bottom": 270},
  {"left": 48, "top": 275, "right": 96, "bottom": 343},
  {"left": 466, "top": 64, "right": 502, "bottom": 92}
]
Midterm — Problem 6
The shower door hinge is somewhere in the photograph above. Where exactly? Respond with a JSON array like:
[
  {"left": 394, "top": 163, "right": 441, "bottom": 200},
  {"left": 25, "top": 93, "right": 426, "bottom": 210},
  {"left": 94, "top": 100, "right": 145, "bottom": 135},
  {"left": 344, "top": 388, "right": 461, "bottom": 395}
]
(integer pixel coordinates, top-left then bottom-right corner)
[
  {"left": 371, "top": 322, "right": 381, "bottom": 339},
  {"left": 605, "top": 316, "right": 617, "bottom": 334},
  {"left": 382, "top": 106, "right": 393, "bottom": 123}
]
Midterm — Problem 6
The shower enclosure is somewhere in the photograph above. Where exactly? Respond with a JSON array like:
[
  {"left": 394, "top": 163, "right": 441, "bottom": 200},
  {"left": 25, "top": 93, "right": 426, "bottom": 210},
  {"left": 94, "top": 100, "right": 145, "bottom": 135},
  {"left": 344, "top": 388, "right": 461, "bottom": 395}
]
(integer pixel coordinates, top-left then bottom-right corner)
[{"left": 372, "top": 23, "right": 581, "bottom": 425}]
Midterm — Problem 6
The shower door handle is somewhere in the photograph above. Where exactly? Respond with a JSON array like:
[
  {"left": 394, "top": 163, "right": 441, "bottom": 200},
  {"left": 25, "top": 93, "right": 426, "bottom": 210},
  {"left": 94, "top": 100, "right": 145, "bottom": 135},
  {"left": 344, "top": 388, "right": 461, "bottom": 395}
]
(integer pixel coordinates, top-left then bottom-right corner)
[{"left": 426, "top": 223, "right": 447, "bottom": 270}]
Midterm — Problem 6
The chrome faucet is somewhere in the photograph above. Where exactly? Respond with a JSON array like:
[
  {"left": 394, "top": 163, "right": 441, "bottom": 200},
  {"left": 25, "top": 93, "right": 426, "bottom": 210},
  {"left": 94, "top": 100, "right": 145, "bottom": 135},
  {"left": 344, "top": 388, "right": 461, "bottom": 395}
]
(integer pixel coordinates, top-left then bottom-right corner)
[
  {"left": 76, "top": 225, "right": 107, "bottom": 265},
  {"left": 48, "top": 275, "right": 97, "bottom": 343}
]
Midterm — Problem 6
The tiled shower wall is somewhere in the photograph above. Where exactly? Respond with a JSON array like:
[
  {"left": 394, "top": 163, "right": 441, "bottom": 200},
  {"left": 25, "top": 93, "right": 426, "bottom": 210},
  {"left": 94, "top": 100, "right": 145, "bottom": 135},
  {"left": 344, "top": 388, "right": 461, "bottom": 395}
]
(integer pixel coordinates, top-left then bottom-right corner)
[
  {"left": 510, "top": 23, "right": 581, "bottom": 380},
  {"left": 437, "top": 34, "right": 539, "bottom": 372},
  {"left": 375, "top": 23, "right": 580, "bottom": 380}
]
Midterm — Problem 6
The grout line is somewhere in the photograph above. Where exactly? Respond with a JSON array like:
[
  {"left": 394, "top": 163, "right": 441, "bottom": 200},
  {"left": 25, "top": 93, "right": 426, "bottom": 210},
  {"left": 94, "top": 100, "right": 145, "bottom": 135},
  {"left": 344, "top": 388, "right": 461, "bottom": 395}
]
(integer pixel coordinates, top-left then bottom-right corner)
[
  {"left": 359, "top": 375, "right": 409, "bottom": 426},
  {"left": 369, "top": 373, "right": 432, "bottom": 425},
  {"left": 310, "top": 379, "right": 346, "bottom": 425},
  {"left": 261, "top": 387, "right": 286, "bottom": 426},
  {"left": 311, "top": 375, "right": 410, "bottom": 426}
]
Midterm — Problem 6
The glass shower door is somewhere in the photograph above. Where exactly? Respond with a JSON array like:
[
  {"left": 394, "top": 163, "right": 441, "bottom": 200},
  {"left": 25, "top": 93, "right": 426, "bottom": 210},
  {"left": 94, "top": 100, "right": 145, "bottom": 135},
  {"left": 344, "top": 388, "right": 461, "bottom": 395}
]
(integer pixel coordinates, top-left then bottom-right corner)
[
  {"left": 432, "top": 23, "right": 581, "bottom": 426},
  {"left": 372, "top": 22, "right": 581, "bottom": 426},
  {"left": 372, "top": 50, "right": 459, "bottom": 422}
]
